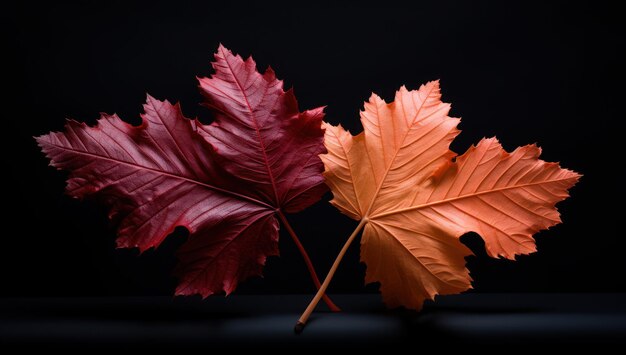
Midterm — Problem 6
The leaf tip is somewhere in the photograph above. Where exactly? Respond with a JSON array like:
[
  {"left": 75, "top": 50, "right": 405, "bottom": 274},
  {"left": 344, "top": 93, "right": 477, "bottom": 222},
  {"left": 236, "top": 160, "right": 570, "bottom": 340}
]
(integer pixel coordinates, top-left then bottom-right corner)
[
  {"left": 216, "top": 43, "right": 231, "bottom": 57},
  {"left": 425, "top": 79, "right": 441, "bottom": 90},
  {"left": 33, "top": 134, "right": 47, "bottom": 145},
  {"left": 264, "top": 65, "right": 276, "bottom": 79}
]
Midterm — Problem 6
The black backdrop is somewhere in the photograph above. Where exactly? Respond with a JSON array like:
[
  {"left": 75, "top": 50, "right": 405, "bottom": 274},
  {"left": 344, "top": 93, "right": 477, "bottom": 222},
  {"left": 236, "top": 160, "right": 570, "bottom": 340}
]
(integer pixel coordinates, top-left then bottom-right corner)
[{"left": 2, "top": 1, "right": 623, "bottom": 297}]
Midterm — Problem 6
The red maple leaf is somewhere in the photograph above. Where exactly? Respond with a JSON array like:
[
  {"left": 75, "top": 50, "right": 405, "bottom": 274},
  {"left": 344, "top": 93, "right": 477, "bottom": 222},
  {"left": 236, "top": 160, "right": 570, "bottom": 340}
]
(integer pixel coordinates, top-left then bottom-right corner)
[{"left": 36, "top": 45, "right": 336, "bottom": 308}]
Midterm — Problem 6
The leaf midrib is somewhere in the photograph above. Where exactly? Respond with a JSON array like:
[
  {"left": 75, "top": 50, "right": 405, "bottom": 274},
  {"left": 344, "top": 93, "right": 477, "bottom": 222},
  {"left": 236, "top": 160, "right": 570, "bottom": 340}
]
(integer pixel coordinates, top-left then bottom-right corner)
[
  {"left": 370, "top": 177, "right": 576, "bottom": 220},
  {"left": 370, "top": 219, "right": 467, "bottom": 288},
  {"left": 44, "top": 142, "right": 273, "bottom": 209},
  {"left": 176, "top": 209, "right": 274, "bottom": 293},
  {"left": 363, "top": 84, "right": 438, "bottom": 218},
  {"left": 220, "top": 46, "right": 281, "bottom": 207}
]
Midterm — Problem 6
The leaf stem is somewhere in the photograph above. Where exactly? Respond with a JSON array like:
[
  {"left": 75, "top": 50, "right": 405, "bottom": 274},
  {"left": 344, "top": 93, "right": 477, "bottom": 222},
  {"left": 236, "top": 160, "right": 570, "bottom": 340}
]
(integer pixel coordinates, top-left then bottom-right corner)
[
  {"left": 277, "top": 211, "right": 340, "bottom": 312},
  {"left": 294, "top": 218, "right": 368, "bottom": 333}
]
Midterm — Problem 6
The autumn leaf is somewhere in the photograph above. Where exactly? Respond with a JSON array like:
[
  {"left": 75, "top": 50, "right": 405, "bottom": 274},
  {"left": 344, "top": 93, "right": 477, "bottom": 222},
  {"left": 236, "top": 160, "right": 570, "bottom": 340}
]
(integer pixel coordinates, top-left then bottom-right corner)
[
  {"left": 296, "top": 81, "right": 579, "bottom": 329},
  {"left": 36, "top": 45, "right": 338, "bottom": 309}
]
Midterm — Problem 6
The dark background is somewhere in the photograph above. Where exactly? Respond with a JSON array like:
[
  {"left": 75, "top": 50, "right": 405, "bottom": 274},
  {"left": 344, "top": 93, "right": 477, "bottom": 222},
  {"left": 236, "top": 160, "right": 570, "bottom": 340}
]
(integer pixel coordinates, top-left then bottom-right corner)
[{"left": 1, "top": 0, "right": 623, "bottom": 298}]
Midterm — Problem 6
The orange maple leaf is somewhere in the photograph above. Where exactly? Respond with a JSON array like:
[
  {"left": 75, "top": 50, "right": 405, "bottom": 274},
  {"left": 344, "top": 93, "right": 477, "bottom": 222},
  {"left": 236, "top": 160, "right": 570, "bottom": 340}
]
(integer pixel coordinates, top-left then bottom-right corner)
[{"left": 296, "top": 81, "right": 579, "bottom": 330}]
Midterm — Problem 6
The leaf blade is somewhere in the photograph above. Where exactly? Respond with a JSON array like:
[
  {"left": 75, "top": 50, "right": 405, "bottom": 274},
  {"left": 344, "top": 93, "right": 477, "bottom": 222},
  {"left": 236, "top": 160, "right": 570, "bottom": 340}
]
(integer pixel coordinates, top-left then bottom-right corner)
[
  {"left": 198, "top": 45, "right": 327, "bottom": 211},
  {"left": 37, "top": 46, "right": 328, "bottom": 297},
  {"left": 322, "top": 82, "right": 580, "bottom": 309},
  {"left": 37, "top": 97, "right": 279, "bottom": 296}
]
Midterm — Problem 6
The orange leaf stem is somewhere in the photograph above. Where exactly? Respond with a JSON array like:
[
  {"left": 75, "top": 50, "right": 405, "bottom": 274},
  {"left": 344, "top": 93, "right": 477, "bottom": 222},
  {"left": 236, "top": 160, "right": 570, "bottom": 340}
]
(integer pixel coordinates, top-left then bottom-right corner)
[{"left": 295, "top": 219, "right": 367, "bottom": 333}]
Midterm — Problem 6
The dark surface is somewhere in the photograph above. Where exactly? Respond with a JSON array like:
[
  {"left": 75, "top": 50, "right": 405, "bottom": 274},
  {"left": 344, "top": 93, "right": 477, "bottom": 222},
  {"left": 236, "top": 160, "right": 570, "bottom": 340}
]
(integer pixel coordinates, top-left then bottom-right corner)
[
  {"left": 1, "top": 294, "right": 625, "bottom": 348},
  {"left": 0, "top": 1, "right": 624, "bottom": 298}
]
